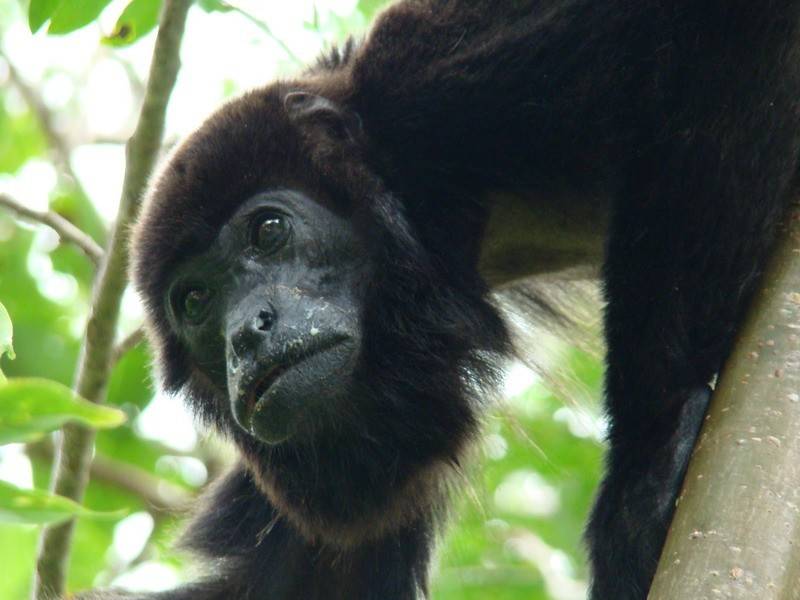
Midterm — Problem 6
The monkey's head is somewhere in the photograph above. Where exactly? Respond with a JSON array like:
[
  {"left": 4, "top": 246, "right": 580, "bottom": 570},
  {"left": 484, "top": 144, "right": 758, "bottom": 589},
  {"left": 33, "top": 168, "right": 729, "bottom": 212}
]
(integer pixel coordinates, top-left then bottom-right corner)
[{"left": 131, "top": 83, "right": 509, "bottom": 545}]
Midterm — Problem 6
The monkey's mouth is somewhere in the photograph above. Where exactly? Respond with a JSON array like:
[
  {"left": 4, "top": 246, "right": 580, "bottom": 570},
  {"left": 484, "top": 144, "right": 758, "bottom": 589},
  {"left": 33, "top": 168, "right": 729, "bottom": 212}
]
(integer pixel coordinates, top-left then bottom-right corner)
[
  {"left": 233, "top": 334, "right": 350, "bottom": 443},
  {"left": 245, "top": 364, "right": 290, "bottom": 420}
]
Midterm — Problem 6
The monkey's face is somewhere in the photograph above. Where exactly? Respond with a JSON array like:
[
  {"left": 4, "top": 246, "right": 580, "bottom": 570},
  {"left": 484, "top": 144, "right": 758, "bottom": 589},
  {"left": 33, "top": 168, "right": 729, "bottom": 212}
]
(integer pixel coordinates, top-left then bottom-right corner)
[
  {"left": 164, "top": 189, "right": 368, "bottom": 445},
  {"left": 131, "top": 84, "right": 509, "bottom": 542}
]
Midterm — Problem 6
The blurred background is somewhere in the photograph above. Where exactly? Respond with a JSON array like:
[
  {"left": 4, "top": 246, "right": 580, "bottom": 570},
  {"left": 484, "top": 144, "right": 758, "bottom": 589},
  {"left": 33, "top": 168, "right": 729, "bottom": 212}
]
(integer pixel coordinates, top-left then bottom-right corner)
[{"left": 0, "top": 1, "right": 606, "bottom": 598}]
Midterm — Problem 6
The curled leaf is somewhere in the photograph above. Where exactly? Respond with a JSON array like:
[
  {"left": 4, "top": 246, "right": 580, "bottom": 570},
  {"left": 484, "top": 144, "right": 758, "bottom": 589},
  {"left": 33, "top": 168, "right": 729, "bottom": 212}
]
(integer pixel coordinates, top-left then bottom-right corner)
[
  {"left": 0, "top": 378, "right": 126, "bottom": 444},
  {"left": 0, "top": 480, "right": 125, "bottom": 525}
]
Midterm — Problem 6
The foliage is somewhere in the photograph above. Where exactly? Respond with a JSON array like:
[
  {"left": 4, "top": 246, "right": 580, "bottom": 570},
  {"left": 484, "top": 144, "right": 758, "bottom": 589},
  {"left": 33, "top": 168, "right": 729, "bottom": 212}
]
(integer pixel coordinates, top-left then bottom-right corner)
[
  {"left": 0, "top": 378, "right": 125, "bottom": 444},
  {"left": 104, "top": 0, "right": 164, "bottom": 46},
  {"left": 0, "top": 301, "right": 14, "bottom": 383},
  {"left": 0, "top": 479, "right": 123, "bottom": 526},
  {"left": 434, "top": 362, "right": 603, "bottom": 600},
  {"left": 0, "top": 1, "right": 604, "bottom": 599}
]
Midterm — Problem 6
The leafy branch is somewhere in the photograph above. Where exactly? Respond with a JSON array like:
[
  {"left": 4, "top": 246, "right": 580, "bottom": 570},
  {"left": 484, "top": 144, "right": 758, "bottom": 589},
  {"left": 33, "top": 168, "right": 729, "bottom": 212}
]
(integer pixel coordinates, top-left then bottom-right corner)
[{"left": 31, "top": 1, "right": 194, "bottom": 598}]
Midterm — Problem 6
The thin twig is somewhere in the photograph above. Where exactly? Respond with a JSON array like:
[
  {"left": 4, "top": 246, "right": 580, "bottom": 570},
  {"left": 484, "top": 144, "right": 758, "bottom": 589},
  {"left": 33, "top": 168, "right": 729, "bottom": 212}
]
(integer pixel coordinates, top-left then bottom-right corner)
[
  {"left": 0, "top": 50, "right": 74, "bottom": 178},
  {"left": 0, "top": 194, "right": 104, "bottom": 263},
  {"left": 92, "top": 454, "right": 194, "bottom": 513},
  {"left": 222, "top": 2, "right": 302, "bottom": 64},
  {"left": 111, "top": 327, "right": 145, "bottom": 365},
  {"left": 26, "top": 441, "right": 193, "bottom": 514},
  {"left": 32, "top": 1, "right": 193, "bottom": 597}
]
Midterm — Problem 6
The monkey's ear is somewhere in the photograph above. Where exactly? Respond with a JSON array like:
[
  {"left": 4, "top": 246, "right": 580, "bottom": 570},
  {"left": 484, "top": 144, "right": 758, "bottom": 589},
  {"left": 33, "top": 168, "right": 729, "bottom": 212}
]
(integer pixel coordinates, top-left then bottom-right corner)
[
  {"left": 283, "top": 91, "right": 336, "bottom": 115},
  {"left": 283, "top": 91, "right": 363, "bottom": 141}
]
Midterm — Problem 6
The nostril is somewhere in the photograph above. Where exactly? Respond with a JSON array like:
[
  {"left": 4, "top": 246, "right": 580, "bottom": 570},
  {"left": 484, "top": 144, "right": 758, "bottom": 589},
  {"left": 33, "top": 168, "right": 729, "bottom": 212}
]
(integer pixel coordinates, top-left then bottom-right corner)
[{"left": 256, "top": 309, "right": 275, "bottom": 332}]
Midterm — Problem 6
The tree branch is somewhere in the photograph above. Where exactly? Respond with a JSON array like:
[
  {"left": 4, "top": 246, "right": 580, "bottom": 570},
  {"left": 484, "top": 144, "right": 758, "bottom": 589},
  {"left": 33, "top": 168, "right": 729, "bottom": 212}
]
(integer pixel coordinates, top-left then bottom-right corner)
[
  {"left": 26, "top": 441, "right": 193, "bottom": 515},
  {"left": 32, "top": 1, "right": 193, "bottom": 598},
  {"left": 0, "top": 194, "right": 104, "bottom": 263},
  {"left": 89, "top": 453, "right": 194, "bottom": 513},
  {"left": 111, "top": 328, "right": 145, "bottom": 366},
  {"left": 649, "top": 205, "right": 800, "bottom": 598}
]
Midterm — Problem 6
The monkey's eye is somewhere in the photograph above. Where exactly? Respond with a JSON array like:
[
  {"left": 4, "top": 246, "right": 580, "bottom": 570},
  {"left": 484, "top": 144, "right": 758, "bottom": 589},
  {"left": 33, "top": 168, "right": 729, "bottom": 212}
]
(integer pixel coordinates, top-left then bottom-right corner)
[
  {"left": 251, "top": 212, "right": 290, "bottom": 254},
  {"left": 180, "top": 286, "right": 212, "bottom": 324}
]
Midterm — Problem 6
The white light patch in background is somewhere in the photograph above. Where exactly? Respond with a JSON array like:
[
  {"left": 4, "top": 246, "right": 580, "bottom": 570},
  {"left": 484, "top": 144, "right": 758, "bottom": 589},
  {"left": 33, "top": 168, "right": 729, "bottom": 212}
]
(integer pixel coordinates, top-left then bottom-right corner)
[
  {"left": 26, "top": 243, "right": 79, "bottom": 305},
  {"left": 163, "top": 7, "right": 290, "bottom": 137},
  {"left": 1, "top": 19, "right": 97, "bottom": 85},
  {"left": 156, "top": 455, "right": 208, "bottom": 488},
  {"left": 83, "top": 59, "right": 134, "bottom": 137},
  {"left": 506, "top": 532, "right": 587, "bottom": 600},
  {"left": 3, "top": 86, "right": 28, "bottom": 116},
  {"left": 483, "top": 432, "right": 508, "bottom": 461},
  {"left": 503, "top": 361, "right": 539, "bottom": 398},
  {"left": 111, "top": 561, "right": 181, "bottom": 593},
  {"left": 71, "top": 144, "right": 125, "bottom": 224},
  {"left": 162, "top": 0, "right": 373, "bottom": 139},
  {"left": 0, "top": 445, "right": 34, "bottom": 488},
  {"left": 0, "top": 55, "right": 9, "bottom": 83},
  {"left": 553, "top": 405, "right": 607, "bottom": 442},
  {"left": 136, "top": 392, "right": 198, "bottom": 452},
  {"left": 494, "top": 469, "right": 560, "bottom": 518},
  {"left": 323, "top": 0, "right": 361, "bottom": 15},
  {"left": 118, "top": 286, "right": 145, "bottom": 334},
  {"left": 41, "top": 72, "right": 75, "bottom": 110},
  {"left": 110, "top": 511, "right": 154, "bottom": 564},
  {"left": 0, "top": 160, "right": 57, "bottom": 212}
]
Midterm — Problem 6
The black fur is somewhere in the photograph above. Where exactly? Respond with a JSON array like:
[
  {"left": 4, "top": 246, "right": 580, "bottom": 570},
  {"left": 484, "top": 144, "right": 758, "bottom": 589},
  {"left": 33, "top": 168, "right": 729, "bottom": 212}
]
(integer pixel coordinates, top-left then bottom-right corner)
[{"left": 85, "top": 1, "right": 800, "bottom": 598}]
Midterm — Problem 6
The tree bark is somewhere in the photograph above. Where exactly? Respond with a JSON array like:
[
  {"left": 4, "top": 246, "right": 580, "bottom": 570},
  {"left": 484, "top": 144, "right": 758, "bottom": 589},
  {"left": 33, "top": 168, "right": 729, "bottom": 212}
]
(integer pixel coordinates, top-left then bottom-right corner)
[{"left": 649, "top": 206, "right": 800, "bottom": 599}]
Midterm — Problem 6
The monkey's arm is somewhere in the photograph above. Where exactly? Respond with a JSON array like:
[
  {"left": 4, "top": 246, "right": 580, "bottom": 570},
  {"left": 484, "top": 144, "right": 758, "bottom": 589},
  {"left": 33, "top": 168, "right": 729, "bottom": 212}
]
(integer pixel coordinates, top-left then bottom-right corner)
[
  {"left": 76, "top": 465, "right": 430, "bottom": 600},
  {"left": 348, "top": 0, "right": 639, "bottom": 192},
  {"left": 73, "top": 467, "right": 283, "bottom": 600}
]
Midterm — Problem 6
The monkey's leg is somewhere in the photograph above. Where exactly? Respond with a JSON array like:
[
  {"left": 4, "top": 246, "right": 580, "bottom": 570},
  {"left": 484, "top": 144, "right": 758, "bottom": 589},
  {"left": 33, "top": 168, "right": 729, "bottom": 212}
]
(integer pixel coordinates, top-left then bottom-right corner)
[
  {"left": 587, "top": 112, "right": 799, "bottom": 598},
  {"left": 586, "top": 383, "right": 710, "bottom": 600}
]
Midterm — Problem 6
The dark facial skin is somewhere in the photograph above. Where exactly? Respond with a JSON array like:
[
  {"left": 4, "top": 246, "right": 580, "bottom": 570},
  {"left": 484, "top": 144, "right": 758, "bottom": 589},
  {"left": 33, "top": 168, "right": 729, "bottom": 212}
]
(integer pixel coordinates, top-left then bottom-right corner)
[{"left": 165, "top": 190, "right": 367, "bottom": 445}]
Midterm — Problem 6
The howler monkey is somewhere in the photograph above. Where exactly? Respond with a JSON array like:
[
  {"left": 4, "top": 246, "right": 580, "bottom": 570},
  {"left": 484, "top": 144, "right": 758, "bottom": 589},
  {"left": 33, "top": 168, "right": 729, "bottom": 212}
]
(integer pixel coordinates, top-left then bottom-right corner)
[{"left": 81, "top": 1, "right": 800, "bottom": 599}]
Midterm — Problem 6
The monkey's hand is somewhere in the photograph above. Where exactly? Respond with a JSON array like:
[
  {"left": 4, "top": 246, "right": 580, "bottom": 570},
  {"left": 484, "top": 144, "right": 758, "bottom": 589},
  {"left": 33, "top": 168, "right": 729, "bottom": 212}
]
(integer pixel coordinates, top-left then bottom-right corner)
[{"left": 586, "top": 385, "right": 711, "bottom": 600}]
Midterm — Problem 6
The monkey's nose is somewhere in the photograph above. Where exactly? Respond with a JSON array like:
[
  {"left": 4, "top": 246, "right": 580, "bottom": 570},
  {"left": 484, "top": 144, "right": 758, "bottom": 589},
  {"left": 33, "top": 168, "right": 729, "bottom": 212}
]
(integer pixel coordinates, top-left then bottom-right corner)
[
  {"left": 228, "top": 306, "right": 276, "bottom": 360},
  {"left": 256, "top": 309, "right": 275, "bottom": 332}
]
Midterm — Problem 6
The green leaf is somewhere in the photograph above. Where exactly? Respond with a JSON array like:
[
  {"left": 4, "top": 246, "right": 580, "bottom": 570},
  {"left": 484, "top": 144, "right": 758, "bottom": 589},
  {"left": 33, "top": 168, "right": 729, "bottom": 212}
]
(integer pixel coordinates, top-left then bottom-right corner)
[
  {"left": 0, "top": 103, "right": 47, "bottom": 174},
  {"left": 197, "top": 0, "right": 233, "bottom": 13},
  {"left": 47, "top": 0, "right": 114, "bottom": 35},
  {"left": 28, "top": 0, "right": 65, "bottom": 33},
  {"left": 303, "top": 4, "right": 320, "bottom": 32},
  {"left": 0, "top": 378, "right": 126, "bottom": 444},
  {"left": 103, "top": 0, "right": 163, "bottom": 47},
  {"left": 0, "top": 480, "right": 123, "bottom": 525},
  {"left": 0, "top": 524, "right": 37, "bottom": 598},
  {"left": 106, "top": 343, "right": 154, "bottom": 409},
  {"left": 358, "top": 0, "right": 388, "bottom": 21}
]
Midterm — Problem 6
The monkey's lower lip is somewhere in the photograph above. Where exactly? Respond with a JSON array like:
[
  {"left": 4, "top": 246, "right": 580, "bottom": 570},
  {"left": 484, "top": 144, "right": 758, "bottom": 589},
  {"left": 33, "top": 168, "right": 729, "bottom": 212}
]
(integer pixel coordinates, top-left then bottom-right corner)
[{"left": 240, "top": 335, "right": 348, "bottom": 440}]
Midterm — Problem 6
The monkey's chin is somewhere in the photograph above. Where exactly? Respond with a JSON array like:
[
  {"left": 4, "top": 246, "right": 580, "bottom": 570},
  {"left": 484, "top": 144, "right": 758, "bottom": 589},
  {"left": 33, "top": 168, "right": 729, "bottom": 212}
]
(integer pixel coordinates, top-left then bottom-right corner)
[{"left": 243, "top": 342, "right": 355, "bottom": 445}]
